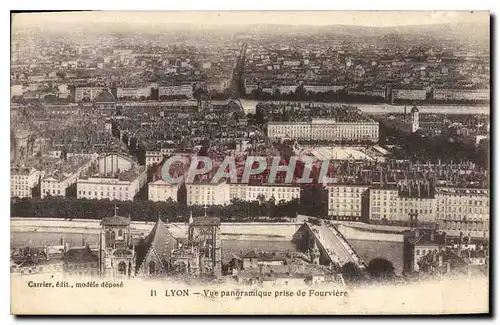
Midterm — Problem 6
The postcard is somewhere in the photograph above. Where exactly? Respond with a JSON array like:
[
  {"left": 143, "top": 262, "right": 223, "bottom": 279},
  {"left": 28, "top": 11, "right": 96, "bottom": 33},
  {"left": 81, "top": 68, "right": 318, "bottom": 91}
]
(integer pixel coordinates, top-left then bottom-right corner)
[{"left": 10, "top": 10, "right": 490, "bottom": 315}]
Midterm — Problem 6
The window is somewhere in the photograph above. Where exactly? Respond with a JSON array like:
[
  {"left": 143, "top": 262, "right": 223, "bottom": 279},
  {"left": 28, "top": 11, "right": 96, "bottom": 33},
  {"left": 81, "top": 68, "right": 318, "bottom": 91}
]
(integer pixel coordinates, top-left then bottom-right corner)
[
  {"left": 118, "top": 262, "right": 127, "bottom": 275},
  {"left": 149, "top": 261, "right": 157, "bottom": 275}
]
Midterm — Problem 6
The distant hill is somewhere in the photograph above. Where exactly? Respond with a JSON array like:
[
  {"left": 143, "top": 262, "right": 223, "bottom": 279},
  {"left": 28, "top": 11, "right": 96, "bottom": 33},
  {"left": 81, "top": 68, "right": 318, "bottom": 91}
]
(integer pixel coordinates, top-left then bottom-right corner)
[{"left": 12, "top": 19, "right": 490, "bottom": 42}]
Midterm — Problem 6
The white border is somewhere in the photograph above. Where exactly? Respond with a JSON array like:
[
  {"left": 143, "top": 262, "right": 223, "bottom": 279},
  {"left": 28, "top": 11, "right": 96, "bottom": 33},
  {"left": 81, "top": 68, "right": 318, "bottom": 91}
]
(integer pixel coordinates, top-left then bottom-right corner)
[{"left": 2, "top": 1, "right": 498, "bottom": 324}]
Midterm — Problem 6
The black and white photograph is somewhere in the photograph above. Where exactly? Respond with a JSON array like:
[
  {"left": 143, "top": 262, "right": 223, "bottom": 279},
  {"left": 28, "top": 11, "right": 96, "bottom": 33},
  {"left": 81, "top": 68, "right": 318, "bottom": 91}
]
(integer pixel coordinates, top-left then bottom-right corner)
[{"left": 9, "top": 10, "right": 491, "bottom": 315}]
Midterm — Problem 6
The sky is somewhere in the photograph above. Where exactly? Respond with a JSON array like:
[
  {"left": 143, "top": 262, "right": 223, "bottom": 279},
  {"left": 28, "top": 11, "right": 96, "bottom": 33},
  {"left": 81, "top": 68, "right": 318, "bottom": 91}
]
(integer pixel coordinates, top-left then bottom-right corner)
[{"left": 12, "top": 11, "right": 489, "bottom": 28}]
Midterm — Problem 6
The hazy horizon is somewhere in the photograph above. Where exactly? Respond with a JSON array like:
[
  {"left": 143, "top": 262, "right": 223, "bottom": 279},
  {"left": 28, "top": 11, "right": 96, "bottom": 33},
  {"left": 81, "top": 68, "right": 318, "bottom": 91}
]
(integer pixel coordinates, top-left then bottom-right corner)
[{"left": 12, "top": 10, "right": 489, "bottom": 29}]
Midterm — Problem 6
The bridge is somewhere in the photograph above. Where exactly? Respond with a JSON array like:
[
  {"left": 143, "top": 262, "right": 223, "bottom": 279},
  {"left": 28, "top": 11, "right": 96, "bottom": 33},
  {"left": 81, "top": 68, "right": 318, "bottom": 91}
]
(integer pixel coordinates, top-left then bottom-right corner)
[{"left": 293, "top": 220, "right": 367, "bottom": 270}]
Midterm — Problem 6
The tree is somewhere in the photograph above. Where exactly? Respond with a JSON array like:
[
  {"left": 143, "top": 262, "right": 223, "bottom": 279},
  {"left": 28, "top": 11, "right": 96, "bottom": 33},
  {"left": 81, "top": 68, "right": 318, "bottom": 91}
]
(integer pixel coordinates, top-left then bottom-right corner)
[
  {"left": 367, "top": 258, "right": 395, "bottom": 281},
  {"left": 340, "top": 262, "right": 363, "bottom": 283}
]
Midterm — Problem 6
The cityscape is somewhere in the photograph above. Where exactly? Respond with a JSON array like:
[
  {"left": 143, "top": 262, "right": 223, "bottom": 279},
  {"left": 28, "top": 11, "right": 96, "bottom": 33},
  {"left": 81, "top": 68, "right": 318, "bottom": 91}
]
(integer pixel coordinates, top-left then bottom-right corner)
[{"left": 10, "top": 11, "right": 490, "bottom": 298}]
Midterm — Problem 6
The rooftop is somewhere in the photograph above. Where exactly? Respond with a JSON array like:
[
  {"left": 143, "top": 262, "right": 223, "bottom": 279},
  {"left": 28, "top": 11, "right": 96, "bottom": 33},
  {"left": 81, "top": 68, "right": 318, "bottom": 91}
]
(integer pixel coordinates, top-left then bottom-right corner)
[
  {"left": 191, "top": 217, "right": 221, "bottom": 227},
  {"left": 63, "top": 247, "right": 98, "bottom": 264},
  {"left": 101, "top": 215, "right": 130, "bottom": 226}
]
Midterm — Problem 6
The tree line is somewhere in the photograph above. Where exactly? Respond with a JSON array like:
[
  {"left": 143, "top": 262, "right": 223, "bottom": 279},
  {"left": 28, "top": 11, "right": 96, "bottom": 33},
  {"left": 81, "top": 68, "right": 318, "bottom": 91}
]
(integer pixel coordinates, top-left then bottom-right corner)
[{"left": 10, "top": 196, "right": 303, "bottom": 223}]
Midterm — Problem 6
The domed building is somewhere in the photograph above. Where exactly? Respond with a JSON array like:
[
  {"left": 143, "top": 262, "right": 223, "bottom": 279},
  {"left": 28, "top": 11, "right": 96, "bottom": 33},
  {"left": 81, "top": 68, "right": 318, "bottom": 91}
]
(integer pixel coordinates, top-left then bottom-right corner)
[{"left": 94, "top": 88, "right": 117, "bottom": 113}]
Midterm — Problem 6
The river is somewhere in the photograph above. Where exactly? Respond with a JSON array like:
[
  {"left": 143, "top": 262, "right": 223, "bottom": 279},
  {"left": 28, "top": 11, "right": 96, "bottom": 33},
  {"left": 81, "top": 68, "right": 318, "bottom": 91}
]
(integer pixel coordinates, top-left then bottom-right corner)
[{"left": 239, "top": 99, "right": 489, "bottom": 115}]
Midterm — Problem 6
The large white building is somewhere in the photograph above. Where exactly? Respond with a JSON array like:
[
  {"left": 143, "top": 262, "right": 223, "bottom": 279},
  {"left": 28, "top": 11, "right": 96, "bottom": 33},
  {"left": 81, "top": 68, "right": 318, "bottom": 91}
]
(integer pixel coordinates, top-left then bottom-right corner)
[
  {"left": 148, "top": 180, "right": 179, "bottom": 202},
  {"left": 267, "top": 122, "right": 311, "bottom": 140},
  {"left": 368, "top": 186, "right": 436, "bottom": 223},
  {"left": 391, "top": 89, "right": 427, "bottom": 101},
  {"left": 246, "top": 184, "right": 300, "bottom": 202},
  {"left": 327, "top": 185, "right": 369, "bottom": 221},
  {"left": 77, "top": 153, "right": 147, "bottom": 201},
  {"left": 435, "top": 187, "right": 489, "bottom": 238},
  {"left": 186, "top": 182, "right": 231, "bottom": 206},
  {"left": 41, "top": 155, "right": 96, "bottom": 198},
  {"left": 186, "top": 182, "right": 300, "bottom": 206},
  {"left": 11, "top": 167, "right": 43, "bottom": 198},
  {"left": 268, "top": 119, "right": 379, "bottom": 143},
  {"left": 159, "top": 85, "right": 193, "bottom": 99},
  {"left": 368, "top": 185, "right": 490, "bottom": 238},
  {"left": 303, "top": 85, "right": 344, "bottom": 93},
  {"left": 229, "top": 183, "right": 248, "bottom": 201},
  {"left": 433, "top": 89, "right": 490, "bottom": 101},
  {"left": 116, "top": 87, "right": 152, "bottom": 100}
]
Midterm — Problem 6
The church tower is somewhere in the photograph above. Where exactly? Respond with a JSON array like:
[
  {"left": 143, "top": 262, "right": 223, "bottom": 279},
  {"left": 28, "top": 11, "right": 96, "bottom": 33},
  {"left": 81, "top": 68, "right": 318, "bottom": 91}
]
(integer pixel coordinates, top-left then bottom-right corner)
[
  {"left": 99, "top": 207, "right": 136, "bottom": 277},
  {"left": 411, "top": 105, "right": 420, "bottom": 133},
  {"left": 188, "top": 217, "right": 222, "bottom": 277}
]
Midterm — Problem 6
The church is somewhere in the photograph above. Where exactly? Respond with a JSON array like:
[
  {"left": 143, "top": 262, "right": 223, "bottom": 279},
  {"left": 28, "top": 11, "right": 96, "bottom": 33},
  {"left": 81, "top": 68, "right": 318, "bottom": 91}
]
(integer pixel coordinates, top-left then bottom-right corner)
[{"left": 98, "top": 211, "right": 223, "bottom": 278}]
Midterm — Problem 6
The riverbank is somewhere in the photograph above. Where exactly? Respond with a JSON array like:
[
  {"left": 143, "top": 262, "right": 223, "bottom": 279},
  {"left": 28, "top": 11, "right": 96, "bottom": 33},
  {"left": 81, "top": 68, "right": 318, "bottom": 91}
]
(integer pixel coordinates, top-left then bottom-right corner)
[{"left": 239, "top": 99, "right": 489, "bottom": 115}]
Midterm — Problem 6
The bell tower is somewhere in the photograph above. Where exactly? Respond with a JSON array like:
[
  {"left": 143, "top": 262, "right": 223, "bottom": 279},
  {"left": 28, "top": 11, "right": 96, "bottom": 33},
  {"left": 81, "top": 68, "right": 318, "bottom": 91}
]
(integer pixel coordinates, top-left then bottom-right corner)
[
  {"left": 188, "top": 216, "right": 222, "bottom": 277},
  {"left": 99, "top": 206, "right": 136, "bottom": 277},
  {"left": 411, "top": 105, "right": 420, "bottom": 133}
]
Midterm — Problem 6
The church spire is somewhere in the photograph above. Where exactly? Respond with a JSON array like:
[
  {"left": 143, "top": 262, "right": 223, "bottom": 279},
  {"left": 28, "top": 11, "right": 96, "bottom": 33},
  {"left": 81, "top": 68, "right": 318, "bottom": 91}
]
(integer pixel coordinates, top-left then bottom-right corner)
[{"left": 188, "top": 210, "right": 193, "bottom": 225}]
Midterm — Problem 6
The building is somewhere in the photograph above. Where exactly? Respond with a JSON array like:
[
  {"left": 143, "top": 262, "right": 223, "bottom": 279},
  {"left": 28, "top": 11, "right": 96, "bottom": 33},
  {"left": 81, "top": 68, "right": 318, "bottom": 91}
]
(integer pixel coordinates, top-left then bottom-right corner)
[
  {"left": 229, "top": 183, "right": 248, "bottom": 201},
  {"left": 186, "top": 182, "right": 230, "bottom": 206},
  {"left": 278, "top": 85, "right": 298, "bottom": 94},
  {"left": 433, "top": 89, "right": 489, "bottom": 101},
  {"left": 311, "top": 119, "right": 379, "bottom": 143},
  {"left": 159, "top": 85, "right": 193, "bottom": 99},
  {"left": 148, "top": 180, "right": 179, "bottom": 202},
  {"left": 303, "top": 85, "right": 344, "bottom": 93},
  {"left": 116, "top": 87, "right": 152, "bottom": 100},
  {"left": 145, "top": 147, "right": 177, "bottom": 166},
  {"left": 63, "top": 246, "right": 99, "bottom": 277},
  {"left": 145, "top": 151, "right": 165, "bottom": 166},
  {"left": 348, "top": 89, "right": 386, "bottom": 98},
  {"left": 11, "top": 167, "right": 42, "bottom": 198},
  {"left": 94, "top": 89, "right": 117, "bottom": 112},
  {"left": 267, "top": 119, "right": 379, "bottom": 143},
  {"left": 187, "top": 217, "right": 222, "bottom": 276},
  {"left": 75, "top": 87, "right": 104, "bottom": 102},
  {"left": 411, "top": 106, "right": 420, "bottom": 133},
  {"left": 246, "top": 184, "right": 300, "bottom": 202},
  {"left": 327, "top": 185, "right": 369, "bottom": 221},
  {"left": 283, "top": 60, "right": 301, "bottom": 67},
  {"left": 267, "top": 122, "right": 311, "bottom": 140},
  {"left": 57, "top": 84, "right": 70, "bottom": 98},
  {"left": 391, "top": 89, "right": 427, "bottom": 101},
  {"left": 403, "top": 229, "right": 447, "bottom": 274},
  {"left": 135, "top": 218, "right": 178, "bottom": 277},
  {"left": 41, "top": 155, "right": 96, "bottom": 199},
  {"left": 99, "top": 214, "right": 136, "bottom": 277},
  {"left": 242, "top": 250, "right": 286, "bottom": 269},
  {"left": 11, "top": 84, "right": 27, "bottom": 98},
  {"left": 368, "top": 182, "right": 436, "bottom": 223},
  {"left": 435, "top": 187, "right": 489, "bottom": 238},
  {"left": 77, "top": 153, "right": 147, "bottom": 201}
]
